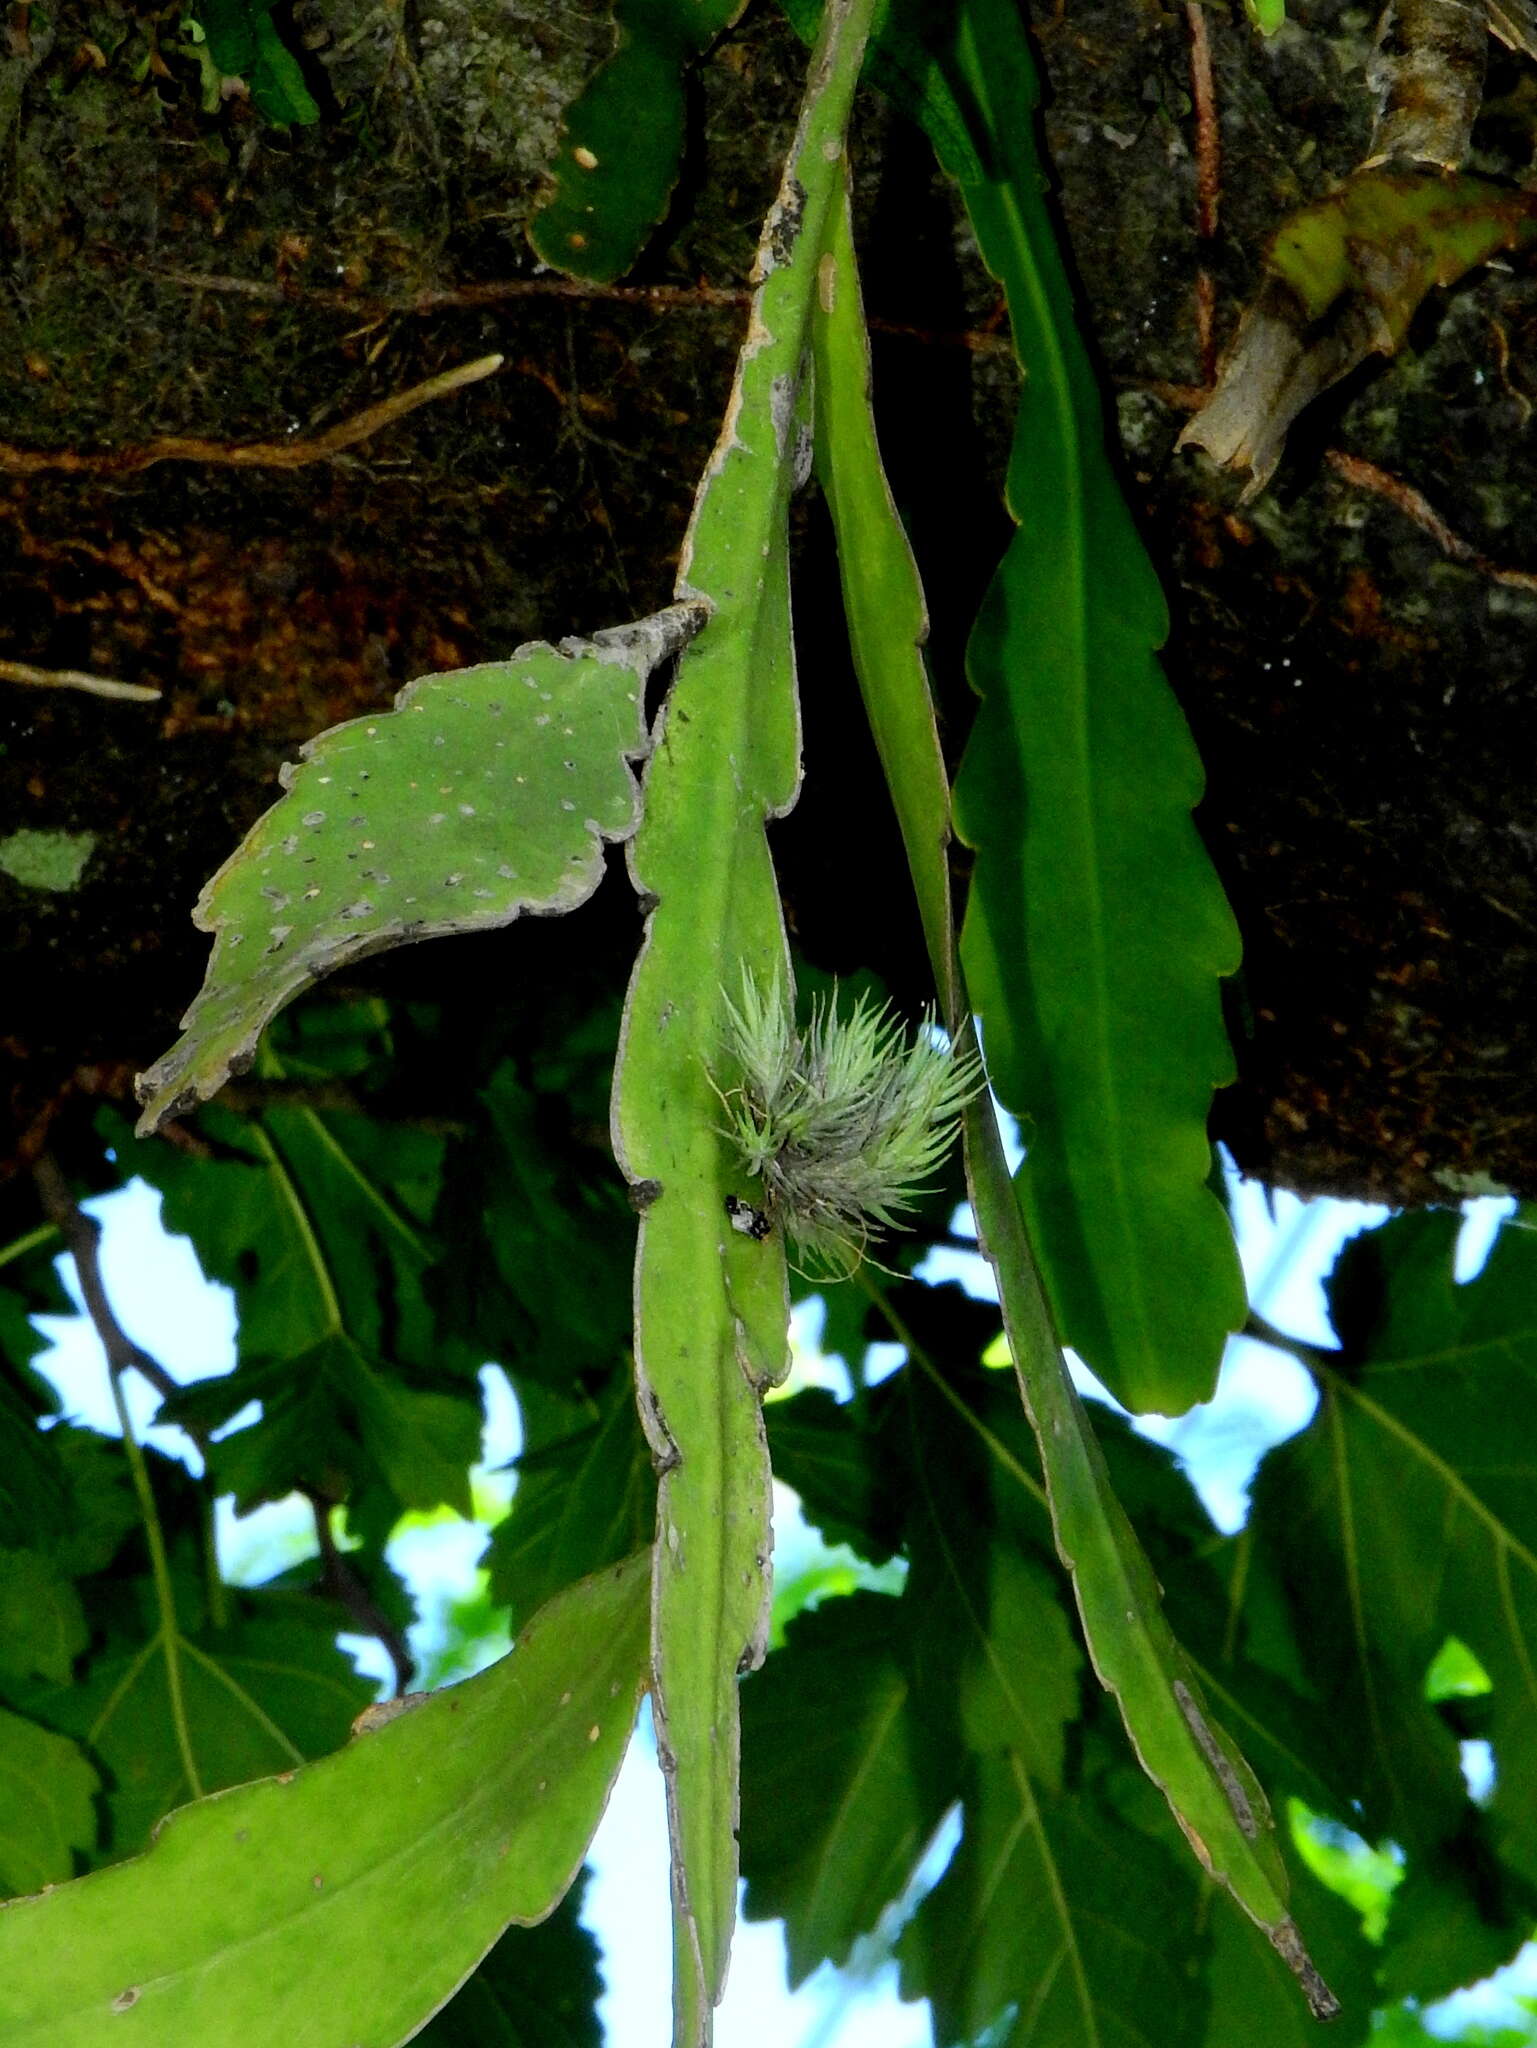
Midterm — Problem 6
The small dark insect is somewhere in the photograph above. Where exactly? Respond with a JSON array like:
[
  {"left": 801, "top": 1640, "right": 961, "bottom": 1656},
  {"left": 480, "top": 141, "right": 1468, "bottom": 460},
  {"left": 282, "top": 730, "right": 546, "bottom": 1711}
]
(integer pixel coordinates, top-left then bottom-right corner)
[{"left": 724, "top": 1194, "right": 773, "bottom": 1242}]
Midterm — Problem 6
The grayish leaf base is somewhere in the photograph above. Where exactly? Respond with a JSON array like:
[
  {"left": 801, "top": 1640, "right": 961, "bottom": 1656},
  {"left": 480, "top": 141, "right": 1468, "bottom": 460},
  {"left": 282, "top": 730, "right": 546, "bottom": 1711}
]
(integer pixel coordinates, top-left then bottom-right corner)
[{"left": 136, "top": 602, "right": 708, "bottom": 1135}]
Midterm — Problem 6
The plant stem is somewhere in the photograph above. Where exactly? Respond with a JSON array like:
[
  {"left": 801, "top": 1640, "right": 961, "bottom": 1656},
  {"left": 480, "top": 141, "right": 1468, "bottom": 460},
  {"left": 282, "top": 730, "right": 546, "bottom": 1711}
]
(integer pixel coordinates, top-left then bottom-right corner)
[
  {"left": 33, "top": 1152, "right": 203, "bottom": 1796},
  {"left": 857, "top": 1266, "right": 1048, "bottom": 1509},
  {"left": 106, "top": 1358, "right": 203, "bottom": 1798}
]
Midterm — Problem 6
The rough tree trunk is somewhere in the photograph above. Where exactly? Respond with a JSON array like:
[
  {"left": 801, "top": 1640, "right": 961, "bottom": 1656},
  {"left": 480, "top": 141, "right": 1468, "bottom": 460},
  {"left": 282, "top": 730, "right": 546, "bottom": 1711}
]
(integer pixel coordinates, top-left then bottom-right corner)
[{"left": 3, "top": 0, "right": 1533, "bottom": 1207}]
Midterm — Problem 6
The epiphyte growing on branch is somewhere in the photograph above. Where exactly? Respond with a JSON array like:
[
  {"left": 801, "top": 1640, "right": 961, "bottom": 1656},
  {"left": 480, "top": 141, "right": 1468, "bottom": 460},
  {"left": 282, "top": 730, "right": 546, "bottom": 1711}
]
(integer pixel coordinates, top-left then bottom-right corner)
[{"left": 715, "top": 970, "right": 984, "bottom": 1276}]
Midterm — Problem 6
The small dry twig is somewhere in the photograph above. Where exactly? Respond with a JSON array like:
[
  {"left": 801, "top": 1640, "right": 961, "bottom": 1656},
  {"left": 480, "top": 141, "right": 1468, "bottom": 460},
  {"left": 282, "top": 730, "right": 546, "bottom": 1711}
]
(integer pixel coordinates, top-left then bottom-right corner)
[
  {"left": 0, "top": 353, "right": 503, "bottom": 478},
  {"left": 311, "top": 1492, "right": 415, "bottom": 1695},
  {"left": 1186, "top": 0, "right": 1222, "bottom": 385},
  {"left": 32, "top": 1152, "right": 178, "bottom": 1401},
  {"left": 1326, "top": 448, "right": 1537, "bottom": 591},
  {"left": 0, "top": 656, "right": 159, "bottom": 702}
]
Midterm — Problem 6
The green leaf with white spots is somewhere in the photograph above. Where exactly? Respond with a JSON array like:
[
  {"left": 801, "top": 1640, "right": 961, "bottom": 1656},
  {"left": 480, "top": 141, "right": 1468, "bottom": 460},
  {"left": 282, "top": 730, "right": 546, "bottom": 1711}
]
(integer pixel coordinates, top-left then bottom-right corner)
[
  {"left": 609, "top": 4, "right": 877, "bottom": 2037},
  {"left": 136, "top": 606, "right": 706, "bottom": 1136},
  {"left": 0, "top": 1555, "right": 649, "bottom": 2048},
  {"left": 529, "top": 0, "right": 749, "bottom": 283}
]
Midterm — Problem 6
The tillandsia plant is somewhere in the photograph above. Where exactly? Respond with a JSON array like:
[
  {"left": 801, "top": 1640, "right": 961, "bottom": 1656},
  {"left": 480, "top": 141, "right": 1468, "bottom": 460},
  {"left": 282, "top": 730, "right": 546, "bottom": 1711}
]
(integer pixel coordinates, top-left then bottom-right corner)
[{"left": 715, "top": 971, "right": 984, "bottom": 1276}]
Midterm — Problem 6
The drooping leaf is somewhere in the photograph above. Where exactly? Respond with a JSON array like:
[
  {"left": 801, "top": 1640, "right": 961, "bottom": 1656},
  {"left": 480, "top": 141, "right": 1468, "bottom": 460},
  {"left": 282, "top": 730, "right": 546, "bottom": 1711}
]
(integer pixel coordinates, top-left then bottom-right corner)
[
  {"left": 973, "top": 1086, "right": 1336, "bottom": 2011},
  {"left": 0, "top": 1554, "right": 650, "bottom": 2048},
  {"left": 1183, "top": 172, "right": 1537, "bottom": 497},
  {"left": 1203, "top": 1839, "right": 1378, "bottom": 2048},
  {"left": 136, "top": 607, "right": 705, "bottom": 1134},
  {"left": 809, "top": 160, "right": 961, "bottom": 1020},
  {"left": 488, "top": 1373, "right": 654, "bottom": 1634},
  {"left": 945, "top": 0, "right": 1246, "bottom": 1415},
  {"left": 0, "top": 1708, "right": 99, "bottom": 1897},
  {"left": 776, "top": 0, "right": 985, "bottom": 184},
  {"left": 800, "top": 160, "right": 1327, "bottom": 2007},
  {"left": 529, "top": 0, "right": 749, "bottom": 283},
  {"left": 609, "top": 2, "right": 877, "bottom": 2033},
  {"left": 898, "top": 1755, "right": 1207, "bottom": 2048}
]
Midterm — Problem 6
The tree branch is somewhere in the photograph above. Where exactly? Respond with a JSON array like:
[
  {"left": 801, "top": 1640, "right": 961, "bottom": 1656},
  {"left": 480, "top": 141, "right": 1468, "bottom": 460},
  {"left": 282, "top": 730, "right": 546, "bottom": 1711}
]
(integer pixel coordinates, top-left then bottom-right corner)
[{"left": 309, "top": 1493, "right": 415, "bottom": 1696}]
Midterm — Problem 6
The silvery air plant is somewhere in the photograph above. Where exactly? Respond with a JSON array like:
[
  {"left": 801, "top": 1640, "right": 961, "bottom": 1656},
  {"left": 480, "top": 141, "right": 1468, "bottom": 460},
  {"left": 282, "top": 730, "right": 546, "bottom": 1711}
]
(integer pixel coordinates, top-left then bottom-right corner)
[{"left": 715, "top": 970, "right": 985, "bottom": 1278}]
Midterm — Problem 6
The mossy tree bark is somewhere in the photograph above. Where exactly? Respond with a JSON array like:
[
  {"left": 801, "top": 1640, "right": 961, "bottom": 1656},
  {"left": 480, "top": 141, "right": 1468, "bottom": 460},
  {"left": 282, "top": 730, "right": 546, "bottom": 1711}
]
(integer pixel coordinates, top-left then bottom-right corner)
[{"left": 3, "top": 0, "right": 1533, "bottom": 1207}]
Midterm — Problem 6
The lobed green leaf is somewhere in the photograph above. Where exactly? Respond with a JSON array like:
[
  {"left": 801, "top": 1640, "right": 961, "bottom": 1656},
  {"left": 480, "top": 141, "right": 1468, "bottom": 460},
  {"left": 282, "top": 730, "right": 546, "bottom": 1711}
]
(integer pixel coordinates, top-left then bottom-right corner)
[
  {"left": 137, "top": 607, "right": 705, "bottom": 1136},
  {"left": 944, "top": 0, "right": 1245, "bottom": 1416}
]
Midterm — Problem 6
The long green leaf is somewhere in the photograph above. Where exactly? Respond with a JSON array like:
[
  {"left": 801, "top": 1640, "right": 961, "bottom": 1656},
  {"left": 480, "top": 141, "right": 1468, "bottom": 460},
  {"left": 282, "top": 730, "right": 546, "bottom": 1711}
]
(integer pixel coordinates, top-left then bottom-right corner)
[
  {"left": 964, "top": 1090, "right": 1336, "bottom": 2016},
  {"left": 0, "top": 1554, "right": 649, "bottom": 2048},
  {"left": 810, "top": 165, "right": 959, "bottom": 1020},
  {"left": 945, "top": 0, "right": 1245, "bottom": 1415},
  {"left": 137, "top": 606, "right": 705, "bottom": 1135},
  {"left": 804, "top": 126, "right": 1335, "bottom": 2016},
  {"left": 610, "top": 3, "right": 875, "bottom": 2036}
]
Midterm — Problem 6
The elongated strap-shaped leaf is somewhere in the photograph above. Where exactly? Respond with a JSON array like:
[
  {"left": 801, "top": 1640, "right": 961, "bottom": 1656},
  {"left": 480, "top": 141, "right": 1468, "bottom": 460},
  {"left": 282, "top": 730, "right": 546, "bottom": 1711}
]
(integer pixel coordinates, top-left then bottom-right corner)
[
  {"left": 810, "top": 168, "right": 959, "bottom": 1022},
  {"left": 136, "top": 605, "right": 705, "bottom": 1134},
  {"left": 806, "top": 127, "right": 1335, "bottom": 2019},
  {"left": 609, "top": 4, "right": 874, "bottom": 2039},
  {"left": 964, "top": 1094, "right": 1336, "bottom": 2014},
  {"left": 0, "top": 1554, "right": 650, "bottom": 2048},
  {"left": 529, "top": 0, "right": 749, "bottom": 283},
  {"left": 945, "top": 0, "right": 1245, "bottom": 1415}
]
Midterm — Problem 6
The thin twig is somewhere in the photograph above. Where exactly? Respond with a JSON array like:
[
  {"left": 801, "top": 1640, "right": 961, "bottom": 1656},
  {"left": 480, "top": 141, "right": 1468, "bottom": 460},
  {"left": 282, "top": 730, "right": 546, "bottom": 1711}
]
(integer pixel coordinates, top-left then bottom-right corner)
[
  {"left": 33, "top": 1153, "right": 177, "bottom": 1397},
  {"left": 310, "top": 1493, "right": 415, "bottom": 1695},
  {"left": 153, "top": 265, "right": 751, "bottom": 316},
  {"left": 151, "top": 267, "right": 1014, "bottom": 354},
  {"left": 0, "top": 657, "right": 160, "bottom": 702},
  {"left": 1185, "top": 0, "right": 1222, "bottom": 385},
  {"left": 1186, "top": 2, "right": 1221, "bottom": 239},
  {"left": 32, "top": 1152, "right": 202, "bottom": 1793},
  {"left": 0, "top": 354, "right": 504, "bottom": 478},
  {"left": 1326, "top": 448, "right": 1537, "bottom": 592},
  {"left": 1244, "top": 1309, "right": 1338, "bottom": 1372}
]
